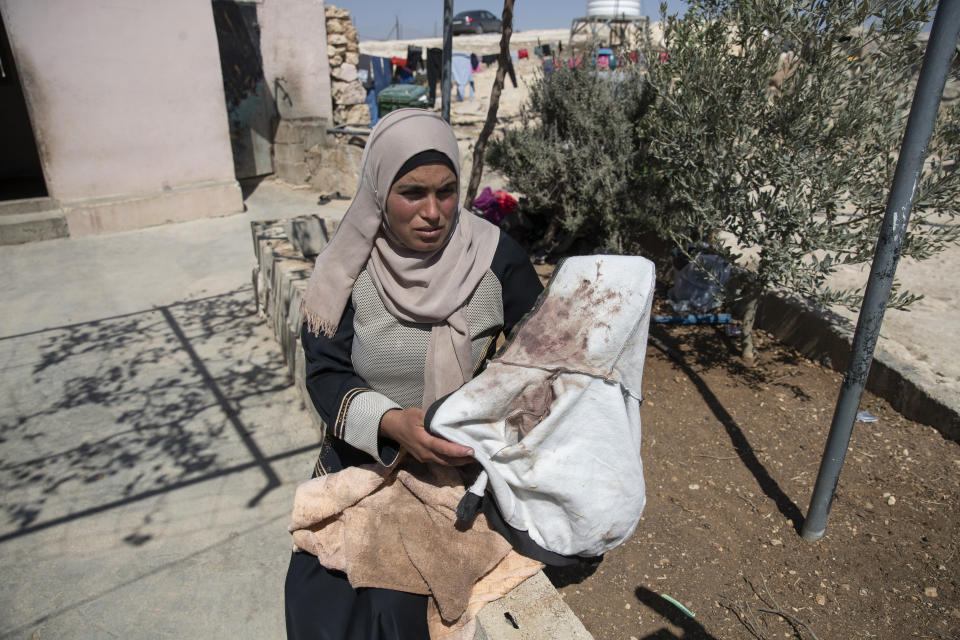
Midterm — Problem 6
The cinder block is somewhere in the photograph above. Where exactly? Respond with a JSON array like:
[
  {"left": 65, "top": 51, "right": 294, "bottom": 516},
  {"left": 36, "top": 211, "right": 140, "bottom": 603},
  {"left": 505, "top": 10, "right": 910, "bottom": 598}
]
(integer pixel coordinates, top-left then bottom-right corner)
[
  {"left": 284, "top": 215, "right": 331, "bottom": 259},
  {"left": 274, "top": 120, "right": 303, "bottom": 144},
  {"left": 474, "top": 571, "right": 594, "bottom": 640},
  {"left": 275, "top": 161, "right": 312, "bottom": 185},
  {"left": 274, "top": 143, "right": 305, "bottom": 167},
  {"left": 0, "top": 212, "right": 69, "bottom": 245}
]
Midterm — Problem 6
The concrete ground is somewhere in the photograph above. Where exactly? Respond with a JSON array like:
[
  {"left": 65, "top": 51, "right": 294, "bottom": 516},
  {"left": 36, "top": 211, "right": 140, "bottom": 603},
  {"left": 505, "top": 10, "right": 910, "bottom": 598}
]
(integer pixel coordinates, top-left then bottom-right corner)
[{"left": 0, "top": 179, "right": 349, "bottom": 639}]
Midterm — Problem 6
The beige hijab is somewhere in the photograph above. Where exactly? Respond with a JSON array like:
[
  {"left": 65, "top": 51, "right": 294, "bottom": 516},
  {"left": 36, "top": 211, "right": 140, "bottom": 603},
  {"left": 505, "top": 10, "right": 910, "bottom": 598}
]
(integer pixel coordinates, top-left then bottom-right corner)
[{"left": 302, "top": 108, "right": 500, "bottom": 407}]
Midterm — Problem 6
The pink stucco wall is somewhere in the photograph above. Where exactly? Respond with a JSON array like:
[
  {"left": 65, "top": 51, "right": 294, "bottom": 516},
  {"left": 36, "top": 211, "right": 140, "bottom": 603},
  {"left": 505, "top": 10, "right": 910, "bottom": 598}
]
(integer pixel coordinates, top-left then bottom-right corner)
[
  {"left": 0, "top": 0, "right": 240, "bottom": 214},
  {"left": 260, "top": 0, "right": 333, "bottom": 122}
]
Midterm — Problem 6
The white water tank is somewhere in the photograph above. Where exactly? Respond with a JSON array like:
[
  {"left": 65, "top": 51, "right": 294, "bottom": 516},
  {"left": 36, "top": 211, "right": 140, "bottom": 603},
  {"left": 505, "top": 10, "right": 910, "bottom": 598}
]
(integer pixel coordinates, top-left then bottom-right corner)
[{"left": 586, "top": 0, "right": 642, "bottom": 17}]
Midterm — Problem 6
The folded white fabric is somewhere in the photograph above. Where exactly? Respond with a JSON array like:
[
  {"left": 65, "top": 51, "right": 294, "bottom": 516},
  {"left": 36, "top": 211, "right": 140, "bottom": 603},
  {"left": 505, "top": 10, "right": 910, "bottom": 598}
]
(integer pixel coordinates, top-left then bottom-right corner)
[{"left": 429, "top": 255, "right": 654, "bottom": 557}]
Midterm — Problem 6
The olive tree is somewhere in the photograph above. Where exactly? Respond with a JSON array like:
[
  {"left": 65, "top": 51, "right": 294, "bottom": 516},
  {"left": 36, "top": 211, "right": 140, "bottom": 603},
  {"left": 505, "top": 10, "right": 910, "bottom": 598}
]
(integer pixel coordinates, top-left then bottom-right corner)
[
  {"left": 640, "top": 0, "right": 960, "bottom": 360},
  {"left": 486, "top": 64, "right": 659, "bottom": 254}
]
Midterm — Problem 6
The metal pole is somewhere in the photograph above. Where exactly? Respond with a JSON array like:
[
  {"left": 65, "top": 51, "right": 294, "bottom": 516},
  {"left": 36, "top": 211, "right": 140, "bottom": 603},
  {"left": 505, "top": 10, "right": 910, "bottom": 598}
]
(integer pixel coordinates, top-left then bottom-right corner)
[
  {"left": 801, "top": 0, "right": 960, "bottom": 542},
  {"left": 441, "top": 0, "right": 454, "bottom": 122}
]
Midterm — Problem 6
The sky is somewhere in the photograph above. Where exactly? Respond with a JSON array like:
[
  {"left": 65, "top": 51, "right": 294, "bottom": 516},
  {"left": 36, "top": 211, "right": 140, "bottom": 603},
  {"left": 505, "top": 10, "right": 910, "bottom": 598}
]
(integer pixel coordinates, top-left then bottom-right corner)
[{"left": 331, "top": 0, "right": 689, "bottom": 41}]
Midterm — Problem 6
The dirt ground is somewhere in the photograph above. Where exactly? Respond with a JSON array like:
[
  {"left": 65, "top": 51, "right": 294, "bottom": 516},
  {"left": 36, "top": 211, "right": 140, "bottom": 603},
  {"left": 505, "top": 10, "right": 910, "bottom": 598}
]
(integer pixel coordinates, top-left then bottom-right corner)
[{"left": 548, "top": 310, "right": 960, "bottom": 640}]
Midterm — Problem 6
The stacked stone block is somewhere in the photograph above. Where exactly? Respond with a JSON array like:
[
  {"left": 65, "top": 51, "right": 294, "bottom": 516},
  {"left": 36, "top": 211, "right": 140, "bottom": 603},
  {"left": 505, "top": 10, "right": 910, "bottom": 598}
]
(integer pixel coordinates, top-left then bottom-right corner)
[{"left": 250, "top": 216, "right": 339, "bottom": 438}]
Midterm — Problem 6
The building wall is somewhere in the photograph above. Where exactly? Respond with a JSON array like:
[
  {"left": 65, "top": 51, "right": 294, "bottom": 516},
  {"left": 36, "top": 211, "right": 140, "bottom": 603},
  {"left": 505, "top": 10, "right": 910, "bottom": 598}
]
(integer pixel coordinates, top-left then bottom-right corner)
[
  {"left": 259, "top": 0, "right": 333, "bottom": 122},
  {"left": 0, "top": 0, "right": 243, "bottom": 234}
]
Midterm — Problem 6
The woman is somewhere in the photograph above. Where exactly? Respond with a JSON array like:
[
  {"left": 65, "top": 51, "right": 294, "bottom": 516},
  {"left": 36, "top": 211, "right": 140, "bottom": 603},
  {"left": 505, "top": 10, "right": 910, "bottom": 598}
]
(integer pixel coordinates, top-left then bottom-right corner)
[{"left": 285, "top": 108, "right": 543, "bottom": 640}]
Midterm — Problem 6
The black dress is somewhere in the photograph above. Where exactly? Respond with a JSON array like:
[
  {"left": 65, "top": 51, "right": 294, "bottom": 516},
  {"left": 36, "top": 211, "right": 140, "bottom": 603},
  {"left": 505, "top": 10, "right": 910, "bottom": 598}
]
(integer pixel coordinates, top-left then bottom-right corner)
[{"left": 284, "top": 231, "right": 542, "bottom": 640}]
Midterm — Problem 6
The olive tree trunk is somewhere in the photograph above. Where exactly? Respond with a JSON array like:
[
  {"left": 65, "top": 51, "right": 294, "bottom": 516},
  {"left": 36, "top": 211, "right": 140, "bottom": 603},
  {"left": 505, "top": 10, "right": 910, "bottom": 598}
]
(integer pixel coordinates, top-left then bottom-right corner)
[{"left": 464, "top": 0, "right": 514, "bottom": 209}]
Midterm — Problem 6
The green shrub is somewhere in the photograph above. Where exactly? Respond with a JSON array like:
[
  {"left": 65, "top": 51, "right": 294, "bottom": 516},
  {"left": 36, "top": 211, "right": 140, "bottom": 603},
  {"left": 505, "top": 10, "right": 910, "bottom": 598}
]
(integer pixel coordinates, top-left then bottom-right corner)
[
  {"left": 640, "top": 0, "right": 960, "bottom": 359},
  {"left": 486, "top": 64, "right": 658, "bottom": 253}
]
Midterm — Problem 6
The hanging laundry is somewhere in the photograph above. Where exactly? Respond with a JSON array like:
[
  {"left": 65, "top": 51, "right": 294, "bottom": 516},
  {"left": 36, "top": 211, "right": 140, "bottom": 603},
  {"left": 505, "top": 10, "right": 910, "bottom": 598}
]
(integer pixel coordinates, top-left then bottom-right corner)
[
  {"left": 371, "top": 56, "right": 392, "bottom": 92},
  {"left": 426, "top": 47, "right": 443, "bottom": 105},
  {"left": 451, "top": 51, "right": 473, "bottom": 101},
  {"left": 406, "top": 45, "right": 423, "bottom": 72}
]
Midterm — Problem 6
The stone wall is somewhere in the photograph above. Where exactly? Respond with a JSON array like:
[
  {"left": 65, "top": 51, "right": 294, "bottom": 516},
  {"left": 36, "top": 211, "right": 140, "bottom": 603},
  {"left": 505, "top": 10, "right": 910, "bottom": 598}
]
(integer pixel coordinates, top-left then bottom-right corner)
[{"left": 325, "top": 5, "right": 370, "bottom": 126}]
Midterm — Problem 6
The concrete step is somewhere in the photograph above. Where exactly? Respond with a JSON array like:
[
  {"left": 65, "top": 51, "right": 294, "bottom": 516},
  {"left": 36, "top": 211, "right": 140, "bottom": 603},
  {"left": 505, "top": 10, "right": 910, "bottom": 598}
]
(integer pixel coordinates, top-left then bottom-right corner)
[
  {"left": 0, "top": 196, "right": 59, "bottom": 216},
  {"left": 0, "top": 210, "right": 69, "bottom": 245}
]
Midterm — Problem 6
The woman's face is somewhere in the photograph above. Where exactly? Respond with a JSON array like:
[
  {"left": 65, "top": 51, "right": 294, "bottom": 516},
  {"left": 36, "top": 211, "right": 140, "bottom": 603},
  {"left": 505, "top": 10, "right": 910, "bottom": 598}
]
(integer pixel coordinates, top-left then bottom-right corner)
[{"left": 385, "top": 163, "right": 458, "bottom": 252}]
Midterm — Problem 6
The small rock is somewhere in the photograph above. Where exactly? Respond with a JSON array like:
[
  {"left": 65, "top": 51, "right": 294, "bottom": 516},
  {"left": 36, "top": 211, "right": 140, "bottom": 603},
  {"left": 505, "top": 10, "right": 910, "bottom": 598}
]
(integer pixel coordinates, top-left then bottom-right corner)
[
  {"left": 625, "top": 603, "right": 631, "bottom": 610},
  {"left": 887, "top": 496, "right": 897, "bottom": 506},
  {"left": 770, "top": 539, "right": 783, "bottom": 546},
  {"left": 859, "top": 587, "right": 869, "bottom": 596},
  {"left": 816, "top": 594, "right": 826, "bottom": 606},
  {"left": 688, "top": 483, "right": 700, "bottom": 490},
  {"left": 924, "top": 587, "right": 938, "bottom": 598},
  {"left": 882, "top": 492, "right": 891, "bottom": 499}
]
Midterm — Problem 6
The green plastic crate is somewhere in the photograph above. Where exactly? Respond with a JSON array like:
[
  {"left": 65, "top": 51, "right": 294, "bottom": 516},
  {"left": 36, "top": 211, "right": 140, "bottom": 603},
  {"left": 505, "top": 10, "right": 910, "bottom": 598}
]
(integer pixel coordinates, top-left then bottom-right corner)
[{"left": 377, "top": 84, "right": 429, "bottom": 115}]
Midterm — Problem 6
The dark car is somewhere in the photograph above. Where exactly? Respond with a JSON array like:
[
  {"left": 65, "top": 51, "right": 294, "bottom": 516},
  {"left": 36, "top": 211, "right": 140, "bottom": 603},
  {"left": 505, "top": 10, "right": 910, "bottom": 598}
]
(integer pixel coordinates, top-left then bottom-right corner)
[{"left": 452, "top": 10, "right": 501, "bottom": 35}]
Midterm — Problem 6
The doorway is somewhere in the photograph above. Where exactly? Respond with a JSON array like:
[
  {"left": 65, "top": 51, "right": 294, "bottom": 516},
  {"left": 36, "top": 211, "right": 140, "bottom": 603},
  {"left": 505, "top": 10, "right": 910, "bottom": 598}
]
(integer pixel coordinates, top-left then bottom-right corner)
[{"left": 0, "top": 12, "right": 48, "bottom": 201}]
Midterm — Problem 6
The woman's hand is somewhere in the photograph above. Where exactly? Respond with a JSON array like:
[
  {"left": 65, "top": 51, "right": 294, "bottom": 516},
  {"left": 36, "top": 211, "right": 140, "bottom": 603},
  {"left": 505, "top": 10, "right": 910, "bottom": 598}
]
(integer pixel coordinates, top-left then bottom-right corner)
[{"left": 380, "top": 408, "right": 474, "bottom": 466}]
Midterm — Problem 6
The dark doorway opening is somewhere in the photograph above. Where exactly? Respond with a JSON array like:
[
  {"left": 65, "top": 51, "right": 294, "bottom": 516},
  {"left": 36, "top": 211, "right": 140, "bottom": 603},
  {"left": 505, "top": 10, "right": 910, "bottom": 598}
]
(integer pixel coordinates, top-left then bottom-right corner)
[{"left": 0, "top": 12, "right": 48, "bottom": 201}]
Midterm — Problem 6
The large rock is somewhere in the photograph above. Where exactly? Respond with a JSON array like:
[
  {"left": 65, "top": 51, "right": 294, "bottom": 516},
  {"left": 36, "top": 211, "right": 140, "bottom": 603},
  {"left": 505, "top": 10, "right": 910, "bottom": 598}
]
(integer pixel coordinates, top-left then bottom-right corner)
[
  {"left": 329, "top": 53, "right": 344, "bottom": 67},
  {"left": 327, "top": 33, "right": 349, "bottom": 47},
  {"left": 325, "top": 5, "right": 350, "bottom": 19},
  {"left": 333, "top": 103, "right": 371, "bottom": 126},
  {"left": 306, "top": 143, "right": 362, "bottom": 195},
  {"left": 325, "top": 18, "right": 345, "bottom": 35},
  {"left": 344, "top": 51, "right": 359, "bottom": 66},
  {"left": 331, "top": 62, "right": 358, "bottom": 83},
  {"left": 332, "top": 80, "right": 367, "bottom": 106}
]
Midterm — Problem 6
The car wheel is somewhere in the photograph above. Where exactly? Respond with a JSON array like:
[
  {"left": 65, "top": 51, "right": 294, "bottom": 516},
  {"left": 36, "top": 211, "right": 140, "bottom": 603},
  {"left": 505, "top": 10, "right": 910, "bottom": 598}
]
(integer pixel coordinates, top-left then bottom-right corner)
[{"left": 474, "top": 24, "right": 483, "bottom": 34}]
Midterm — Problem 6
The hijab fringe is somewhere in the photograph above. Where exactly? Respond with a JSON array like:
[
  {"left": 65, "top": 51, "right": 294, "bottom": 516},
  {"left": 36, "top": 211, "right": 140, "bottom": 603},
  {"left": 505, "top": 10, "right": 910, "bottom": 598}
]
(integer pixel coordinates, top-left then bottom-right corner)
[{"left": 302, "top": 306, "right": 338, "bottom": 339}]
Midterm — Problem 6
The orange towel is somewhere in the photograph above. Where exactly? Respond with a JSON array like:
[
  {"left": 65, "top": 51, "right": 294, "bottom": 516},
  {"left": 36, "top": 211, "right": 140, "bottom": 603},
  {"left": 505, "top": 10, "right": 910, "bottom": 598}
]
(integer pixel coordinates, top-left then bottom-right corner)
[{"left": 290, "top": 459, "right": 542, "bottom": 636}]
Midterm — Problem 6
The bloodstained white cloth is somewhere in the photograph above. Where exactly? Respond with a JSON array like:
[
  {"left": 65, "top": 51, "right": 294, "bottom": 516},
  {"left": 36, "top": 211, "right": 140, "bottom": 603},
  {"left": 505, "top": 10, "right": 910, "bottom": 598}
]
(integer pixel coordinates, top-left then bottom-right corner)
[{"left": 428, "top": 255, "right": 654, "bottom": 557}]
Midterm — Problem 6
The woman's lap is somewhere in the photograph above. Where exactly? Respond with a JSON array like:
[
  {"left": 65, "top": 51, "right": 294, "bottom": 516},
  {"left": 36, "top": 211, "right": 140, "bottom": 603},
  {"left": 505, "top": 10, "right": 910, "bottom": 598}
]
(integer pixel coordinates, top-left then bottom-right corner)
[{"left": 284, "top": 551, "right": 429, "bottom": 640}]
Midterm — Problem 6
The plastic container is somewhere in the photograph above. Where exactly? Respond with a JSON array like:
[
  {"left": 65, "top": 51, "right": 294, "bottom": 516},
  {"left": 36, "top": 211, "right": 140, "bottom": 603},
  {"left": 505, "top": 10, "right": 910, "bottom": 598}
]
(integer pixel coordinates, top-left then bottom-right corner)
[{"left": 377, "top": 84, "right": 428, "bottom": 115}]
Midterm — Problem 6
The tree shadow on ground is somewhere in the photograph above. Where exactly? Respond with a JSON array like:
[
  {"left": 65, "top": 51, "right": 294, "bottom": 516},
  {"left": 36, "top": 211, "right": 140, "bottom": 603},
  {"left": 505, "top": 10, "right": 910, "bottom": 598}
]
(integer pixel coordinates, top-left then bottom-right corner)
[
  {"left": 653, "top": 320, "right": 812, "bottom": 401},
  {"left": 0, "top": 287, "right": 314, "bottom": 542},
  {"left": 649, "top": 326, "right": 806, "bottom": 534}
]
